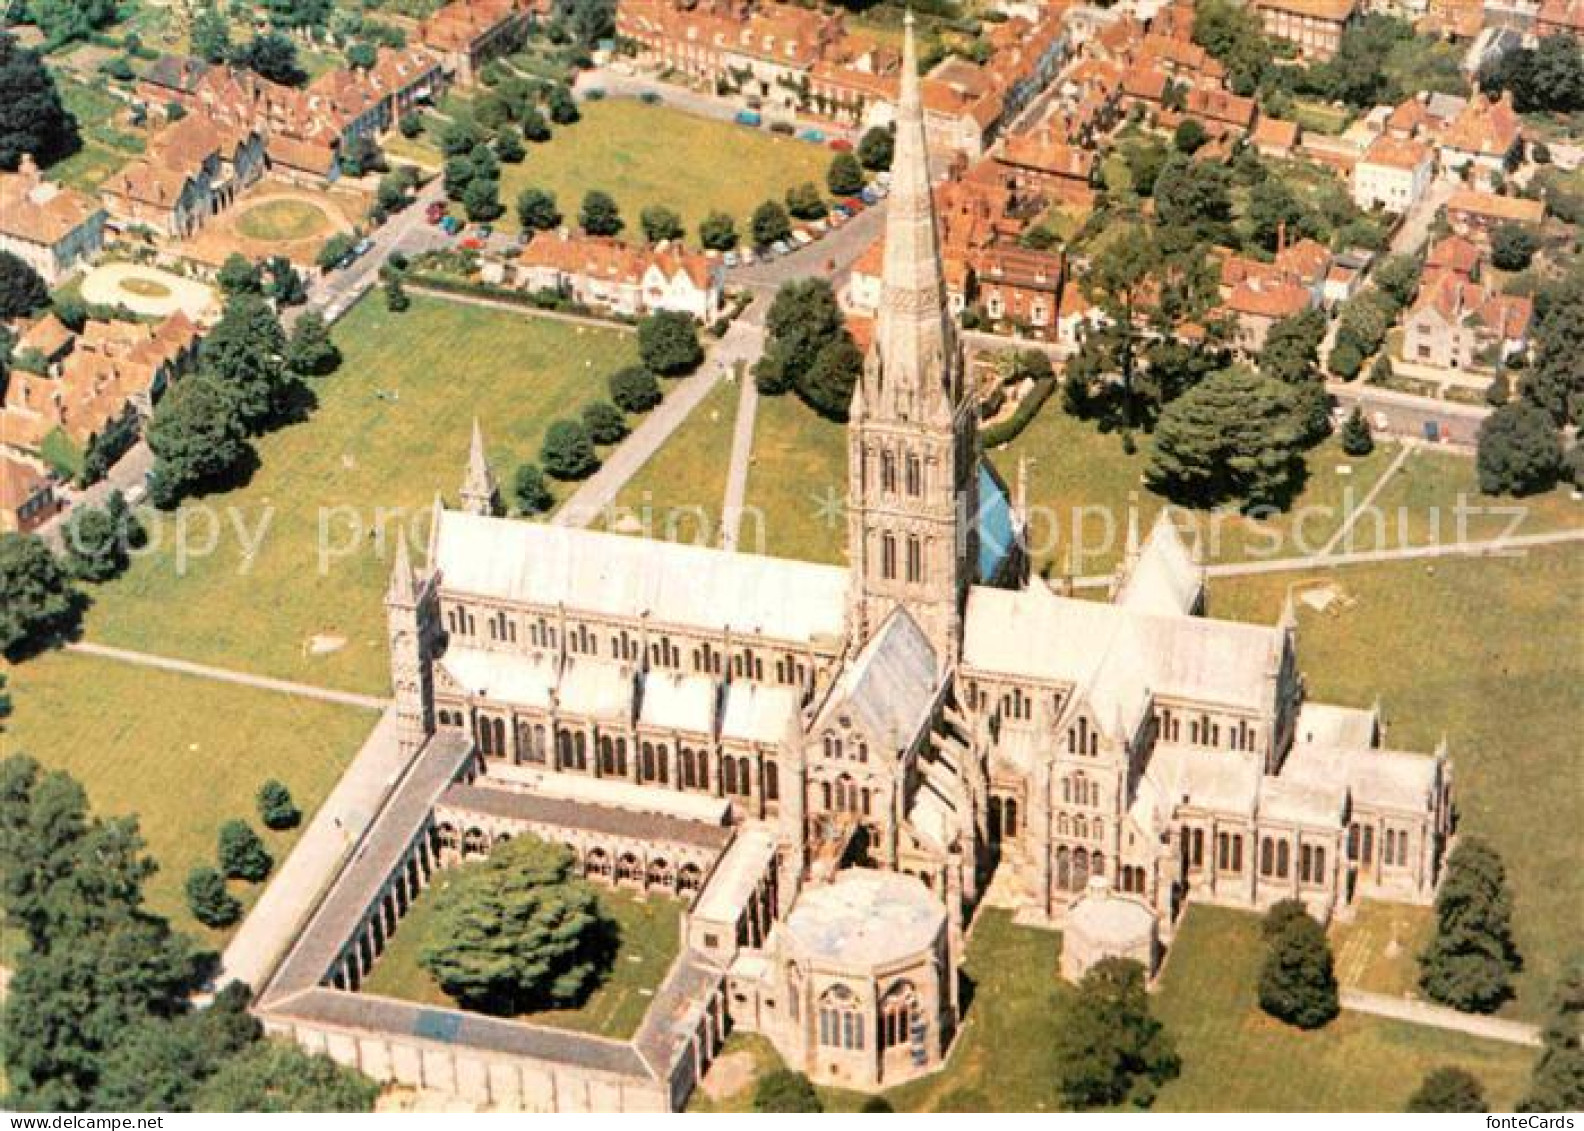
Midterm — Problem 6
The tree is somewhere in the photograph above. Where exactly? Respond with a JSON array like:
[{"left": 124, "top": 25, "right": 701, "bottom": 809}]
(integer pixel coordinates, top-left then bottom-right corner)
[
  {"left": 859, "top": 1096, "right": 895, "bottom": 1112},
  {"left": 286, "top": 311, "right": 340, "bottom": 376},
  {"left": 754, "top": 277, "right": 847, "bottom": 405},
  {"left": 1053, "top": 958, "right": 1180, "bottom": 1110},
  {"left": 217, "top": 819, "right": 273, "bottom": 883},
  {"left": 0, "top": 532, "right": 79, "bottom": 658},
  {"left": 1173, "top": 117, "right": 1208, "bottom": 155},
  {"left": 1518, "top": 268, "right": 1584, "bottom": 427},
  {"left": 540, "top": 419, "right": 599, "bottom": 480},
  {"left": 193, "top": 1041, "right": 379, "bottom": 1112},
  {"left": 1340, "top": 406, "right": 1374, "bottom": 456},
  {"left": 256, "top": 780, "right": 299, "bottom": 830},
  {"left": 1476, "top": 401, "right": 1563, "bottom": 497},
  {"left": 1147, "top": 367, "right": 1306, "bottom": 510},
  {"left": 233, "top": 32, "right": 306, "bottom": 86},
  {"left": 1372, "top": 255, "right": 1422, "bottom": 309},
  {"left": 345, "top": 40, "right": 377, "bottom": 70},
  {"left": 802, "top": 333, "right": 864, "bottom": 421},
  {"left": 185, "top": 865, "right": 242, "bottom": 929},
  {"left": 0, "top": 31, "right": 81, "bottom": 170},
  {"left": 1193, "top": 0, "right": 1272, "bottom": 93},
  {"left": 551, "top": 0, "right": 617, "bottom": 48},
  {"left": 1258, "top": 900, "right": 1340, "bottom": 1029},
  {"left": 264, "top": 256, "right": 306, "bottom": 306},
  {"left": 60, "top": 492, "right": 141, "bottom": 582},
  {"left": 92, "top": 984, "right": 260, "bottom": 1111},
  {"left": 1419, "top": 837, "right": 1521, "bottom": 1013},
  {"left": 217, "top": 253, "right": 263, "bottom": 297},
  {"left": 580, "top": 400, "right": 628, "bottom": 445},
  {"left": 752, "top": 199, "right": 792, "bottom": 247},
  {"left": 512, "top": 461, "right": 553, "bottom": 515},
  {"left": 384, "top": 273, "right": 410, "bottom": 312},
  {"left": 190, "top": 3, "right": 232, "bottom": 64},
  {"left": 519, "top": 106, "right": 551, "bottom": 143},
  {"left": 547, "top": 84, "right": 580, "bottom": 125},
  {"left": 203, "top": 294, "right": 293, "bottom": 432},
  {"left": 146, "top": 374, "right": 251, "bottom": 507},
  {"left": 0, "top": 250, "right": 50, "bottom": 319},
  {"left": 493, "top": 124, "right": 525, "bottom": 163},
  {"left": 462, "top": 175, "right": 503, "bottom": 222},
  {"left": 638, "top": 310, "right": 703, "bottom": 376},
  {"left": 827, "top": 151, "right": 864, "bottom": 196},
  {"left": 579, "top": 189, "right": 623, "bottom": 236},
  {"left": 1407, "top": 1067, "right": 1488, "bottom": 1113},
  {"left": 517, "top": 187, "right": 562, "bottom": 231},
  {"left": 698, "top": 210, "right": 738, "bottom": 251},
  {"left": 640, "top": 204, "right": 684, "bottom": 244},
  {"left": 1491, "top": 223, "right": 1540, "bottom": 272},
  {"left": 1246, "top": 178, "right": 1305, "bottom": 252},
  {"left": 1519, "top": 959, "right": 1584, "bottom": 1112},
  {"left": 1567, "top": 440, "right": 1584, "bottom": 492},
  {"left": 753, "top": 1068, "right": 823, "bottom": 1112},
  {"left": 858, "top": 124, "right": 894, "bottom": 171},
  {"left": 1261, "top": 308, "right": 1327, "bottom": 386},
  {"left": 1153, "top": 155, "right": 1233, "bottom": 247},
  {"left": 419, "top": 837, "right": 613, "bottom": 1013},
  {"left": 785, "top": 181, "right": 827, "bottom": 220},
  {"left": 1481, "top": 33, "right": 1584, "bottom": 113},
  {"left": 609, "top": 365, "right": 661, "bottom": 413},
  {"left": 399, "top": 110, "right": 423, "bottom": 138},
  {"left": 317, "top": 232, "right": 356, "bottom": 271}
]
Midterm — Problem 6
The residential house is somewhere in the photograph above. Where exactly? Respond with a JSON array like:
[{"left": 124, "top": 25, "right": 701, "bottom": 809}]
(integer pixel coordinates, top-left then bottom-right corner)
[
  {"left": 1056, "top": 279, "right": 1112, "bottom": 351},
  {"left": 420, "top": 0, "right": 539, "bottom": 84},
  {"left": 1352, "top": 135, "right": 1434, "bottom": 212},
  {"left": 1444, "top": 189, "right": 1545, "bottom": 237},
  {"left": 993, "top": 126, "right": 1096, "bottom": 204},
  {"left": 971, "top": 245, "right": 1066, "bottom": 339},
  {"left": 100, "top": 113, "right": 266, "bottom": 236},
  {"left": 1424, "top": 234, "right": 1481, "bottom": 279},
  {"left": 0, "top": 452, "right": 59, "bottom": 534},
  {"left": 1223, "top": 276, "right": 1314, "bottom": 353},
  {"left": 511, "top": 233, "right": 724, "bottom": 321},
  {"left": 0, "top": 156, "right": 106, "bottom": 283},
  {"left": 1251, "top": 0, "right": 1359, "bottom": 58},
  {"left": 1250, "top": 116, "right": 1301, "bottom": 159},
  {"left": 1537, "top": 0, "right": 1584, "bottom": 36},
  {"left": 1402, "top": 271, "right": 1533, "bottom": 370},
  {"left": 1438, "top": 92, "right": 1522, "bottom": 185},
  {"left": 137, "top": 54, "right": 210, "bottom": 109}
]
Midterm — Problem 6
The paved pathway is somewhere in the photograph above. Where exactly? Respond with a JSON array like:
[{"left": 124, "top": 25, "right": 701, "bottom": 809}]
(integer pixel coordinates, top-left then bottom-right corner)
[
  {"left": 1329, "top": 381, "right": 1491, "bottom": 449},
  {"left": 1341, "top": 988, "right": 1541, "bottom": 1048},
  {"left": 1316, "top": 440, "right": 1416, "bottom": 559},
  {"left": 719, "top": 373, "right": 761, "bottom": 551},
  {"left": 216, "top": 709, "right": 412, "bottom": 994},
  {"left": 732, "top": 201, "right": 887, "bottom": 293},
  {"left": 554, "top": 299, "right": 767, "bottom": 529},
  {"left": 65, "top": 641, "right": 390, "bottom": 710}
]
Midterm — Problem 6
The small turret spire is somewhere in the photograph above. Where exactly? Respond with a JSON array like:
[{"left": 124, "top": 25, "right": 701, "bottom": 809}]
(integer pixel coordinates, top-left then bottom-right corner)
[
  {"left": 460, "top": 418, "right": 501, "bottom": 516},
  {"left": 386, "top": 530, "right": 416, "bottom": 606}
]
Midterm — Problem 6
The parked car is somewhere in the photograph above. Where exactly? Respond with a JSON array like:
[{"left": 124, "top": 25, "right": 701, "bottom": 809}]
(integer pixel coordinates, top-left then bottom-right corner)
[
  {"left": 353, "top": 237, "right": 374, "bottom": 257},
  {"left": 875, "top": 170, "right": 893, "bottom": 187},
  {"left": 425, "top": 201, "right": 447, "bottom": 224},
  {"left": 440, "top": 215, "right": 463, "bottom": 235},
  {"left": 797, "top": 128, "right": 825, "bottom": 143},
  {"left": 476, "top": 224, "right": 494, "bottom": 238},
  {"left": 809, "top": 217, "right": 829, "bottom": 234},
  {"left": 829, "top": 138, "right": 853, "bottom": 152},
  {"left": 460, "top": 236, "right": 484, "bottom": 250},
  {"left": 739, "top": 246, "right": 756, "bottom": 266},
  {"left": 792, "top": 229, "right": 814, "bottom": 247},
  {"left": 843, "top": 196, "right": 866, "bottom": 213},
  {"left": 771, "top": 239, "right": 791, "bottom": 256},
  {"left": 860, "top": 186, "right": 879, "bottom": 205},
  {"left": 724, "top": 250, "right": 740, "bottom": 268},
  {"left": 734, "top": 109, "right": 763, "bottom": 127}
]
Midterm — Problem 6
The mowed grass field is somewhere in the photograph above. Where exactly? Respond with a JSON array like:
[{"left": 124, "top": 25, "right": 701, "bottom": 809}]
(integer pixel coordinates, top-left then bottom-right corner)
[
  {"left": 1, "top": 650, "right": 374, "bottom": 941},
  {"left": 1209, "top": 545, "right": 1584, "bottom": 1017},
  {"left": 410, "top": 99, "right": 831, "bottom": 245},
  {"left": 361, "top": 879, "right": 681, "bottom": 1039},
  {"left": 607, "top": 375, "right": 741, "bottom": 547},
  {"left": 741, "top": 392, "right": 848, "bottom": 565},
  {"left": 80, "top": 295, "right": 637, "bottom": 694}
]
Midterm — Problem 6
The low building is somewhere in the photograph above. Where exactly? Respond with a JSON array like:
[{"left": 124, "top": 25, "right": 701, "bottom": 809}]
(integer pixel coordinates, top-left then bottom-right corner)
[
  {"left": 100, "top": 114, "right": 266, "bottom": 237},
  {"left": 1250, "top": 116, "right": 1301, "bottom": 158},
  {"left": 0, "top": 452, "right": 60, "bottom": 533},
  {"left": 1438, "top": 91, "right": 1521, "bottom": 184},
  {"left": 971, "top": 245, "right": 1066, "bottom": 339},
  {"left": 1403, "top": 271, "right": 1533, "bottom": 370},
  {"left": 1444, "top": 188, "right": 1545, "bottom": 238},
  {"left": 1352, "top": 135, "right": 1434, "bottom": 212},
  {"left": 1059, "top": 876, "right": 1159, "bottom": 981},
  {"left": 511, "top": 233, "right": 725, "bottom": 321},
  {"left": 1224, "top": 276, "right": 1314, "bottom": 354},
  {"left": 1251, "top": 0, "right": 1359, "bottom": 58},
  {"left": 0, "top": 156, "right": 106, "bottom": 283},
  {"left": 420, "top": 0, "right": 539, "bottom": 84}
]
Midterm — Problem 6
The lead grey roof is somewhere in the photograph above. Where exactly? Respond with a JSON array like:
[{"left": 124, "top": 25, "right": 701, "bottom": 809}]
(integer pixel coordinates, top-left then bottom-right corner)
[
  {"left": 433, "top": 509, "right": 849, "bottom": 645},
  {"left": 783, "top": 868, "right": 945, "bottom": 967},
  {"left": 437, "top": 783, "right": 733, "bottom": 849},
  {"left": 1115, "top": 511, "right": 1202, "bottom": 616},
  {"left": 817, "top": 606, "right": 940, "bottom": 746}
]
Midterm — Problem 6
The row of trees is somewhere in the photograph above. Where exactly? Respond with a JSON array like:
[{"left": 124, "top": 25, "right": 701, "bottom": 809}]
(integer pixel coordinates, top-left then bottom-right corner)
[{"left": 754, "top": 278, "right": 863, "bottom": 421}]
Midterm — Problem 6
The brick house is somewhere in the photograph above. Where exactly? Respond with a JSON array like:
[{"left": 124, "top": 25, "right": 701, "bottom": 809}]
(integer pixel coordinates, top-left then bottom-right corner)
[
  {"left": 0, "top": 156, "right": 105, "bottom": 283},
  {"left": 1352, "top": 135, "right": 1434, "bottom": 212}
]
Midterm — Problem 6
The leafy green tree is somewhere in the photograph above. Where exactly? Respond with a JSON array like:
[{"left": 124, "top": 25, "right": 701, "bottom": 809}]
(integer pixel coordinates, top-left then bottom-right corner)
[
  {"left": 384, "top": 273, "right": 410, "bottom": 313},
  {"left": 462, "top": 175, "right": 503, "bottom": 222},
  {"left": 439, "top": 116, "right": 485, "bottom": 158},
  {"left": 317, "top": 232, "right": 356, "bottom": 271},
  {"left": 286, "top": 311, "right": 341, "bottom": 376},
  {"left": 579, "top": 189, "right": 623, "bottom": 236},
  {"left": 419, "top": 837, "right": 613, "bottom": 1013},
  {"left": 581, "top": 400, "right": 628, "bottom": 444},
  {"left": 1341, "top": 406, "right": 1374, "bottom": 456},
  {"left": 0, "top": 32, "right": 81, "bottom": 170},
  {"left": 550, "top": 0, "right": 616, "bottom": 48},
  {"left": 547, "top": 84, "right": 580, "bottom": 125},
  {"left": 264, "top": 256, "right": 306, "bottom": 306},
  {"left": 517, "top": 187, "right": 562, "bottom": 231},
  {"left": 802, "top": 332, "right": 863, "bottom": 421},
  {"left": 540, "top": 419, "right": 599, "bottom": 480},
  {"left": 202, "top": 293, "right": 294, "bottom": 432},
  {"left": 1491, "top": 223, "right": 1540, "bottom": 272},
  {"left": 1419, "top": 837, "right": 1522, "bottom": 1012},
  {"left": 193, "top": 1040, "right": 379, "bottom": 1112},
  {"left": 92, "top": 984, "right": 259, "bottom": 1111},
  {"left": 609, "top": 365, "right": 661, "bottom": 413},
  {"left": 638, "top": 310, "right": 703, "bottom": 376},
  {"left": 785, "top": 181, "right": 827, "bottom": 220},
  {"left": 256, "top": 779, "right": 299, "bottom": 830},
  {"left": 1407, "top": 1066, "right": 1488, "bottom": 1112},
  {"left": 146, "top": 374, "right": 251, "bottom": 507},
  {"left": 640, "top": 204, "right": 684, "bottom": 244},
  {"left": 190, "top": 3, "right": 232, "bottom": 64},
  {"left": 61, "top": 491, "right": 141, "bottom": 582},
  {"left": 827, "top": 151, "right": 864, "bottom": 196},
  {"left": 754, "top": 277, "right": 847, "bottom": 404},
  {"left": 1053, "top": 958, "right": 1180, "bottom": 1109},
  {"left": 233, "top": 32, "right": 306, "bottom": 86},
  {"left": 217, "top": 819, "right": 273, "bottom": 883},
  {"left": 0, "top": 532, "right": 79, "bottom": 659},
  {"left": 1153, "top": 155, "right": 1233, "bottom": 247},
  {"left": 519, "top": 106, "right": 551, "bottom": 143},
  {"left": 493, "top": 124, "right": 525, "bottom": 163},
  {"left": 399, "top": 110, "right": 423, "bottom": 138},
  {"left": 752, "top": 199, "right": 792, "bottom": 247},
  {"left": 753, "top": 1068, "right": 823, "bottom": 1112},
  {"left": 698, "top": 210, "right": 738, "bottom": 251},
  {"left": 1480, "top": 32, "right": 1584, "bottom": 113},
  {"left": 217, "top": 253, "right": 264, "bottom": 296},
  {"left": 1327, "top": 339, "right": 1365, "bottom": 380},
  {"left": 1519, "top": 959, "right": 1584, "bottom": 1112},
  {"left": 1372, "top": 255, "right": 1422, "bottom": 310},
  {"left": 1147, "top": 367, "right": 1305, "bottom": 509},
  {"left": 1566, "top": 440, "right": 1584, "bottom": 492},
  {"left": 185, "top": 865, "right": 242, "bottom": 929},
  {"left": 0, "top": 250, "right": 50, "bottom": 318},
  {"left": 1258, "top": 900, "right": 1340, "bottom": 1029},
  {"left": 1192, "top": 0, "right": 1272, "bottom": 93},
  {"left": 1246, "top": 178, "right": 1305, "bottom": 253},
  {"left": 1476, "top": 402, "right": 1563, "bottom": 498},
  {"left": 1518, "top": 267, "right": 1584, "bottom": 426},
  {"left": 858, "top": 124, "right": 894, "bottom": 171},
  {"left": 1261, "top": 308, "right": 1327, "bottom": 386},
  {"left": 1173, "top": 117, "right": 1208, "bottom": 155},
  {"left": 512, "top": 461, "right": 553, "bottom": 515}
]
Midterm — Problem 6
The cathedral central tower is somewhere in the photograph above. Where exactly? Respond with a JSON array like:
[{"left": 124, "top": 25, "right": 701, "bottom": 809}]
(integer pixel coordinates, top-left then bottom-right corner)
[{"left": 845, "top": 11, "right": 979, "bottom": 666}]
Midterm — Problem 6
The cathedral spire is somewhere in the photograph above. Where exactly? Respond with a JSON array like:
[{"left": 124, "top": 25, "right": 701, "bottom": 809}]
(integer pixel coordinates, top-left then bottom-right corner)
[
  {"left": 859, "top": 10, "right": 959, "bottom": 424},
  {"left": 460, "top": 418, "right": 501, "bottom": 516},
  {"left": 387, "top": 529, "right": 417, "bottom": 606}
]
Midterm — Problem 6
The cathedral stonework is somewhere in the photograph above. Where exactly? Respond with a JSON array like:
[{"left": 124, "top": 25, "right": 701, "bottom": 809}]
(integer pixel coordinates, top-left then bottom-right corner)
[{"left": 256, "top": 16, "right": 1452, "bottom": 1109}]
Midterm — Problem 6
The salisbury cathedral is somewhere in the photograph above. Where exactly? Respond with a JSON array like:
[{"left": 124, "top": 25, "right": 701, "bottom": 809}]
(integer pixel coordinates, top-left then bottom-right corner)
[{"left": 255, "top": 17, "right": 1452, "bottom": 1109}]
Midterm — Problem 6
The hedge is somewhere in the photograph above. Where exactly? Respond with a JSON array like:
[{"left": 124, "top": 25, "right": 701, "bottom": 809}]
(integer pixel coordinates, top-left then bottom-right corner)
[{"left": 980, "top": 373, "right": 1057, "bottom": 447}]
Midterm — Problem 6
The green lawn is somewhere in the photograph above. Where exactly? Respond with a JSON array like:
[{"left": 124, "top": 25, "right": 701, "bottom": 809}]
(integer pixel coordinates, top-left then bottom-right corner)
[
  {"left": 80, "top": 294, "right": 637, "bottom": 694},
  {"left": 410, "top": 99, "right": 832, "bottom": 245},
  {"left": 47, "top": 76, "right": 147, "bottom": 192},
  {"left": 1331, "top": 900, "right": 1436, "bottom": 998},
  {"left": 1, "top": 650, "right": 374, "bottom": 941},
  {"left": 235, "top": 199, "right": 334, "bottom": 242},
  {"left": 1209, "top": 546, "right": 1584, "bottom": 1018},
  {"left": 1153, "top": 907, "right": 1534, "bottom": 1111},
  {"left": 741, "top": 392, "right": 848, "bottom": 565},
  {"left": 607, "top": 375, "right": 741, "bottom": 547},
  {"left": 361, "top": 878, "right": 681, "bottom": 1039}
]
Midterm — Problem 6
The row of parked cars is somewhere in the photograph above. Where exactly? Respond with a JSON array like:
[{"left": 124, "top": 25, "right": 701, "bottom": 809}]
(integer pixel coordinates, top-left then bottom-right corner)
[{"left": 720, "top": 173, "right": 891, "bottom": 268}]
